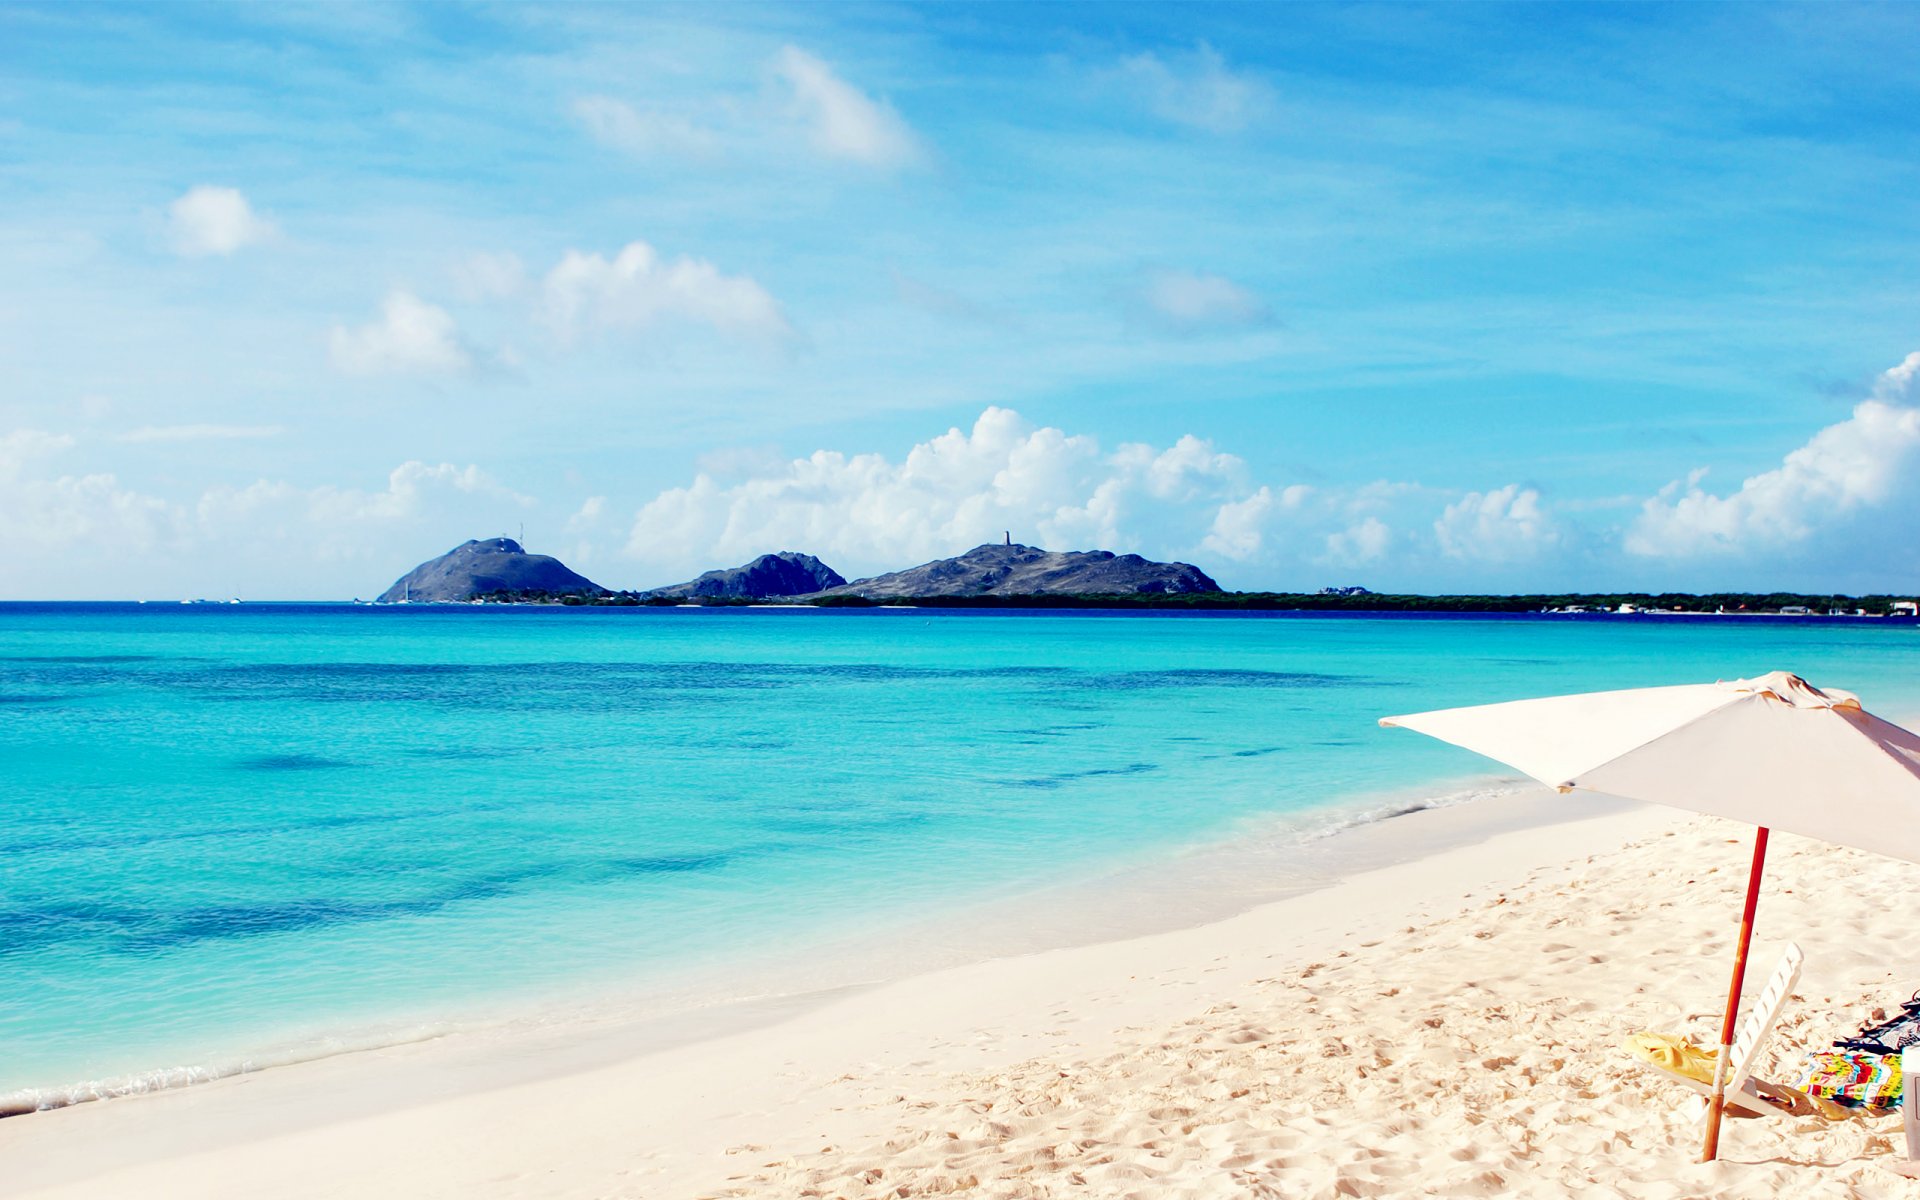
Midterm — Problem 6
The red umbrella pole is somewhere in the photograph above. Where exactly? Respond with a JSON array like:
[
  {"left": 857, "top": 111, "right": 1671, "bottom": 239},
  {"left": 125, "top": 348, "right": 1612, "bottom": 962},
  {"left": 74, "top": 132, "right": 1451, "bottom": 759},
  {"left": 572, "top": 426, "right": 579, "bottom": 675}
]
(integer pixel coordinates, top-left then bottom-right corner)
[{"left": 1701, "top": 826, "right": 1770, "bottom": 1163}]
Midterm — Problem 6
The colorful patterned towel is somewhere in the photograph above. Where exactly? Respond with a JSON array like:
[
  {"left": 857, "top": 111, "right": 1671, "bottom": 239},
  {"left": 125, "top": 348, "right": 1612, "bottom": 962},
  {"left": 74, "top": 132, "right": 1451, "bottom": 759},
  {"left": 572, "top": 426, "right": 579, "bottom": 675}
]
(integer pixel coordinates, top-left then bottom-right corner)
[{"left": 1795, "top": 1051, "right": 1903, "bottom": 1108}]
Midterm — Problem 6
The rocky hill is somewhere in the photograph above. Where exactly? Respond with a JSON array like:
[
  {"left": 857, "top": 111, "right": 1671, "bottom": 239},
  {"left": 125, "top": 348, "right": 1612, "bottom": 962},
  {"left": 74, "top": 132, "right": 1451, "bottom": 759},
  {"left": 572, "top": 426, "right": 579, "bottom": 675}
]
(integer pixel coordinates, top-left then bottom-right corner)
[
  {"left": 378, "top": 539, "right": 604, "bottom": 603},
  {"left": 650, "top": 552, "right": 846, "bottom": 600},
  {"left": 813, "top": 543, "right": 1220, "bottom": 599}
]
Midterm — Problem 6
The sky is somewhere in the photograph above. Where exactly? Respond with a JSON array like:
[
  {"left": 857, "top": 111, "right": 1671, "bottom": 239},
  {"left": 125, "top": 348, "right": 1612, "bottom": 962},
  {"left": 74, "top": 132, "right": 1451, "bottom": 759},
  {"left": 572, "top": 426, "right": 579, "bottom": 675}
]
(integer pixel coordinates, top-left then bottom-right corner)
[{"left": 5, "top": 1, "right": 1920, "bottom": 599}]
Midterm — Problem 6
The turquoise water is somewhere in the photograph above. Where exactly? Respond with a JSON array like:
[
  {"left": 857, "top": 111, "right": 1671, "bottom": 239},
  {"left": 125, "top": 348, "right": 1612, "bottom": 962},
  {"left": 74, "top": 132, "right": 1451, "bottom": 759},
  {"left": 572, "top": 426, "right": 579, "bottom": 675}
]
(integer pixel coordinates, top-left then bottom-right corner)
[{"left": 5, "top": 604, "right": 1920, "bottom": 1105}]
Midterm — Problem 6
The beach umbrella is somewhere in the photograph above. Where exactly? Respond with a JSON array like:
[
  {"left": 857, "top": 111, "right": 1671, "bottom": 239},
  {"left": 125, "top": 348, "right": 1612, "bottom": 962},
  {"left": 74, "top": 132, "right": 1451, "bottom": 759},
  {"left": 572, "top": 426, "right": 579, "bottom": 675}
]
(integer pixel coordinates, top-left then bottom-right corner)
[{"left": 1379, "top": 671, "right": 1920, "bottom": 1162}]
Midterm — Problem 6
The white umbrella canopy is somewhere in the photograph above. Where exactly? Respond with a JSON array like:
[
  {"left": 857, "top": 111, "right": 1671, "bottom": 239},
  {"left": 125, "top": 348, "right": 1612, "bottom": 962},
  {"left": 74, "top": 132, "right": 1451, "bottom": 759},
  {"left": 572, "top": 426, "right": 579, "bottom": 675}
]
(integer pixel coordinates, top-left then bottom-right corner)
[
  {"left": 1382, "top": 671, "right": 1920, "bottom": 864},
  {"left": 1380, "top": 670, "right": 1920, "bottom": 1162}
]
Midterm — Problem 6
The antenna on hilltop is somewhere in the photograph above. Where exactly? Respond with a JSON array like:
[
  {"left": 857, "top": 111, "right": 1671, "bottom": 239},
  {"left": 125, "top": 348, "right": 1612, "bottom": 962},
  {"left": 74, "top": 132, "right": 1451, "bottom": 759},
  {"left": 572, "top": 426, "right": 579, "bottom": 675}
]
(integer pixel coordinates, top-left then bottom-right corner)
[
  {"left": 1005, "top": 530, "right": 1011, "bottom": 546},
  {"left": 519, "top": 521, "right": 525, "bottom": 549}
]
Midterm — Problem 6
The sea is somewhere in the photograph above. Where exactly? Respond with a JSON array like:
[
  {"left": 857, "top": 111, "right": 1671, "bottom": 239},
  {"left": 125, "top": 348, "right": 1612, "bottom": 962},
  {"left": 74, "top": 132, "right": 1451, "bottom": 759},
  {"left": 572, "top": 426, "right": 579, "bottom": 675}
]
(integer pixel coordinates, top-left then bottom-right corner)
[{"left": 5, "top": 602, "right": 1919, "bottom": 1110}]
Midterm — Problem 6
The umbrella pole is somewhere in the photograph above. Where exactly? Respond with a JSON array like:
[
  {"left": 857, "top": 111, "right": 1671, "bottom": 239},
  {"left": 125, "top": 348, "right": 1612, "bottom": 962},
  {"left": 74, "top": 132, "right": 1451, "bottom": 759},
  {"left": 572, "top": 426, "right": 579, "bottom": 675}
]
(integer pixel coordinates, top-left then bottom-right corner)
[{"left": 1701, "top": 825, "right": 1770, "bottom": 1163}]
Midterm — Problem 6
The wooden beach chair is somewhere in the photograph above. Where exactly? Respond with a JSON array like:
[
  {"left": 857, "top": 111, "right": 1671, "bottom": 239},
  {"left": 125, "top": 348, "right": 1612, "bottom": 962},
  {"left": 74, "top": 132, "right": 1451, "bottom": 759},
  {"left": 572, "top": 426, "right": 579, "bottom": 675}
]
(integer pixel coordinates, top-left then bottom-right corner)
[{"left": 1635, "top": 942, "right": 1803, "bottom": 1119}]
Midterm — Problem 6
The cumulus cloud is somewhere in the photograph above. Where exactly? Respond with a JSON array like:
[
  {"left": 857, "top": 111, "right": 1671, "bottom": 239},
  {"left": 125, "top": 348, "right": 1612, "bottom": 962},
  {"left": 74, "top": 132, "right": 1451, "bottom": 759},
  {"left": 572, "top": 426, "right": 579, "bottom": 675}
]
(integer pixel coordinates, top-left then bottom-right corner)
[
  {"left": 0, "top": 431, "right": 545, "bottom": 598},
  {"left": 1202, "top": 484, "right": 1314, "bottom": 560},
  {"left": 168, "top": 185, "right": 276, "bottom": 257},
  {"left": 1626, "top": 354, "right": 1920, "bottom": 559},
  {"left": 1115, "top": 43, "right": 1272, "bottom": 133},
  {"left": 1434, "top": 485, "right": 1560, "bottom": 562},
  {"left": 621, "top": 409, "right": 1605, "bottom": 588},
  {"left": 542, "top": 241, "right": 792, "bottom": 344},
  {"left": 329, "top": 291, "right": 474, "bottom": 377},
  {"left": 625, "top": 407, "right": 1252, "bottom": 580},
  {"left": 1324, "top": 516, "right": 1392, "bottom": 566},
  {"left": 0, "top": 430, "right": 178, "bottom": 562},
  {"left": 1875, "top": 351, "right": 1920, "bottom": 400},
  {"left": 191, "top": 461, "right": 536, "bottom": 593},
  {"left": 572, "top": 96, "right": 719, "bottom": 161},
  {"left": 1130, "top": 268, "right": 1273, "bottom": 334},
  {"left": 1203, "top": 488, "right": 1275, "bottom": 560},
  {"left": 773, "top": 45, "right": 922, "bottom": 168}
]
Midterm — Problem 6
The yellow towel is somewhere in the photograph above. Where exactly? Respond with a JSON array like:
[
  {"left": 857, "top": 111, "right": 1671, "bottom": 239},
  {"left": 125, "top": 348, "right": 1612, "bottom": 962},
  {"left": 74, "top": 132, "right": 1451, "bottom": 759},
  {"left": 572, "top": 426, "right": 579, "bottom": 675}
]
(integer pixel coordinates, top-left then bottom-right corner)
[
  {"left": 1624, "top": 1032, "right": 1855, "bottom": 1119},
  {"left": 1625, "top": 1032, "right": 1719, "bottom": 1084}
]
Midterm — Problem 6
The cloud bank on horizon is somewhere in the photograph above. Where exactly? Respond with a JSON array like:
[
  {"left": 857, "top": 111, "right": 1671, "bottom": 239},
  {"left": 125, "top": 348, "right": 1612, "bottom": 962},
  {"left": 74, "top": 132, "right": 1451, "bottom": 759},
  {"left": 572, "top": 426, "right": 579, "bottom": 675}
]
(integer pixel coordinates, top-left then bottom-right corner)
[
  {"left": 4, "top": 3, "right": 1920, "bottom": 598},
  {"left": 11, "top": 358, "right": 1920, "bottom": 598}
]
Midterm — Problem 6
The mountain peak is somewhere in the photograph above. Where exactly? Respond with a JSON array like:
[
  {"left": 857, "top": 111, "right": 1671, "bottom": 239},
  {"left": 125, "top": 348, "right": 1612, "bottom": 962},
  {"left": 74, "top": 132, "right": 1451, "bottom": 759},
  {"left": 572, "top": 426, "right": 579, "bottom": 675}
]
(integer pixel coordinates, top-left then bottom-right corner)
[
  {"left": 377, "top": 539, "right": 602, "bottom": 603},
  {"left": 648, "top": 551, "right": 847, "bottom": 600},
  {"left": 817, "top": 544, "right": 1219, "bottom": 599}
]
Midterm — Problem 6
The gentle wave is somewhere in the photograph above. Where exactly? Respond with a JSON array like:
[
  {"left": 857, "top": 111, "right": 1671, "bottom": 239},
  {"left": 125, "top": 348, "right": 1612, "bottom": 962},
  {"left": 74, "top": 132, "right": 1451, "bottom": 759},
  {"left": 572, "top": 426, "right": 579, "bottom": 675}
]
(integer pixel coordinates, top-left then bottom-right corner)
[
  {"left": 1287, "top": 777, "right": 1540, "bottom": 843},
  {"left": 0, "top": 1021, "right": 457, "bottom": 1116}
]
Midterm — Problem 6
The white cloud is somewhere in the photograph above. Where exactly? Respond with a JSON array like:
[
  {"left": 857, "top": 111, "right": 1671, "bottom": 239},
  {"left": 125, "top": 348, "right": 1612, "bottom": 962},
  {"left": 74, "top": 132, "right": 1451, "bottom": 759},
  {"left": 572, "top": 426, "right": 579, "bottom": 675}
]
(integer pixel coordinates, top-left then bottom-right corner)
[
  {"left": 1626, "top": 363, "right": 1920, "bottom": 559},
  {"left": 168, "top": 185, "right": 276, "bottom": 257},
  {"left": 566, "top": 496, "right": 608, "bottom": 532},
  {"left": 1116, "top": 43, "right": 1272, "bottom": 133},
  {"left": 450, "top": 251, "right": 527, "bottom": 302},
  {"left": 329, "top": 291, "right": 473, "bottom": 377},
  {"left": 569, "top": 54, "right": 920, "bottom": 172},
  {"left": 1205, "top": 487, "right": 1274, "bottom": 560},
  {"left": 572, "top": 96, "right": 719, "bottom": 161},
  {"left": 1131, "top": 268, "right": 1273, "bottom": 333},
  {"left": 620, "top": 410, "right": 1601, "bottom": 589},
  {"left": 1875, "top": 351, "right": 1920, "bottom": 400},
  {"left": 1202, "top": 484, "right": 1313, "bottom": 560},
  {"left": 199, "top": 461, "right": 530, "bottom": 530},
  {"left": 773, "top": 46, "right": 922, "bottom": 168},
  {"left": 191, "top": 461, "right": 538, "bottom": 592},
  {"left": 1434, "top": 484, "right": 1560, "bottom": 562},
  {"left": 117, "top": 424, "right": 288, "bottom": 444},
  {"left": 625, "top": 407, "right": 1251, "bottom": 580},
  {"left": 1324, "top": 516, "right": 1392, "bottom": 566},
  {"left": 0, "top": 429, "right": 77, "bottom": 475},
  {"left": 0, "top": 430, "right": 178, "bottom": 559},
  {"left": 542, "top": 241, "right": 791, "bottom": 344},
  {"left": 0, "top": 432, "right": 544, "bottom": 598}
]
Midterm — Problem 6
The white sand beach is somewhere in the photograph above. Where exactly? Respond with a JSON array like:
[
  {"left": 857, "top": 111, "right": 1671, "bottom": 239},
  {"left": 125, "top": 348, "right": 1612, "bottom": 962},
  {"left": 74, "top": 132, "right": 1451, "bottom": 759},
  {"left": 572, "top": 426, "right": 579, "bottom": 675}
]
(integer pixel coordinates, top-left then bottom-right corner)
[{"left": 6, "top": 793, "right": 1919, "bottom": 1199}]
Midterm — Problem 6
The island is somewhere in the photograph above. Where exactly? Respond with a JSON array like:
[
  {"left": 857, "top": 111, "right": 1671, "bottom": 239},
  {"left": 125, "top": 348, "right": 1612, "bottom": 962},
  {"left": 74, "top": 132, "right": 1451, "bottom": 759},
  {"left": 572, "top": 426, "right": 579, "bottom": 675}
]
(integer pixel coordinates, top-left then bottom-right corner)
[
  {"left": 812, "top": 542, "right": 1219, "bottom": 599},
  {"left": 648, "top": 552, "right": 846, "bottom": 601},
  {"left": 375, "top": 538, "right": 1918, "bottom": 616},
  {"left": 377, "top": 538, "right": 604, "bottom": 604}
]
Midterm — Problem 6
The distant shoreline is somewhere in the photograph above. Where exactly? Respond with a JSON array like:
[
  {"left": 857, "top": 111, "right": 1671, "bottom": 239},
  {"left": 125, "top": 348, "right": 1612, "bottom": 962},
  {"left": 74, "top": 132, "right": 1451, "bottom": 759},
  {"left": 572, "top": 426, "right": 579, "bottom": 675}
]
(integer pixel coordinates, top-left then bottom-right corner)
[
  {"left": 4, "top": 596, "right": 1918, "bottom": 620},
  {"left": 444, "top": 588, "right": 1920, "bottom": 617}
]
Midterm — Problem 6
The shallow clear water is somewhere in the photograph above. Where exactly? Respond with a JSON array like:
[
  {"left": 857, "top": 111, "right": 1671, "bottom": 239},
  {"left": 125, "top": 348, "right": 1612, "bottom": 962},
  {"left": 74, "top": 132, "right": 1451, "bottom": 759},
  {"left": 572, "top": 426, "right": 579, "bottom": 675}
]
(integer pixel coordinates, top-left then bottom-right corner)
[{"left": 3, "top": 603, "right": 1918, "bottom": 1102}]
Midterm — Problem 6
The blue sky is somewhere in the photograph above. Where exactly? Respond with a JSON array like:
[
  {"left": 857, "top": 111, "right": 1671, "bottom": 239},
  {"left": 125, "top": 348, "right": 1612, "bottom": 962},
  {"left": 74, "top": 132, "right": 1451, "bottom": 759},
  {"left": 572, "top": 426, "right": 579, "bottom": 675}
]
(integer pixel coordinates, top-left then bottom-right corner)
[{"left": 5, "top": 1, "right": 1920, "bottom": 598}]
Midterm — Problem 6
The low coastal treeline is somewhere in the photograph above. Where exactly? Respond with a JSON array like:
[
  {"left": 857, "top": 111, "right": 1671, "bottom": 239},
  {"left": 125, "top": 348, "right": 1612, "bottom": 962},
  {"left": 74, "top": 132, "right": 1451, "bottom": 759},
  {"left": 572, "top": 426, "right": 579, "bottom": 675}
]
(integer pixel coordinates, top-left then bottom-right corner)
[{"left": 468, "top": 588, "right": 1917, "bottom": 615}]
